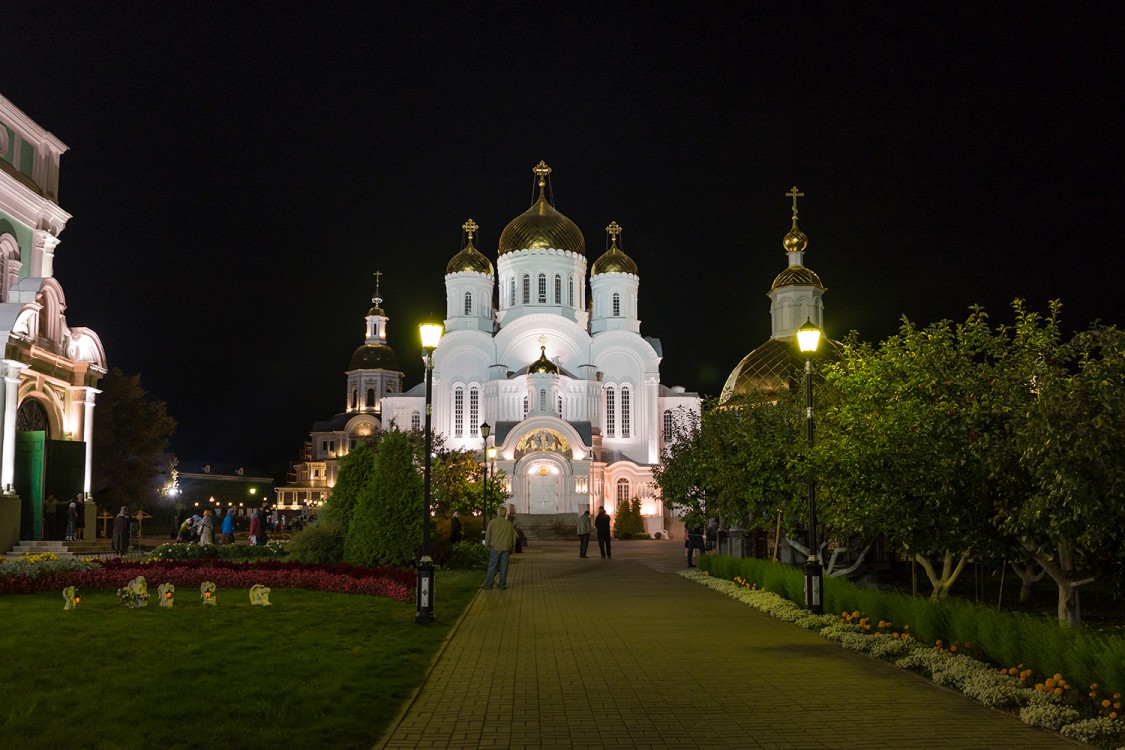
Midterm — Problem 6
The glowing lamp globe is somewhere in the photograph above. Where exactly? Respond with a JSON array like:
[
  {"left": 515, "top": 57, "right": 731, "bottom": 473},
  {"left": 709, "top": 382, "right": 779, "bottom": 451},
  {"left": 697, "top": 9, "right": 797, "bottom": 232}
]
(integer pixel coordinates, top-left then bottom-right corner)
[{"left": 796, "top": 319, "right": 822, "bottom": 354}]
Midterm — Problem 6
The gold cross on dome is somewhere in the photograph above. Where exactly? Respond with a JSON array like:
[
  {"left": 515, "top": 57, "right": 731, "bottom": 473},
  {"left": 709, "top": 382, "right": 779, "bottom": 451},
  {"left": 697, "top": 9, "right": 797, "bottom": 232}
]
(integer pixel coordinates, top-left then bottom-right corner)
[
  {"left": 533, "top": 160, "right": 552, "bottom": 186},
  {"left": 372, "top": 270, "right": 382, "bottom": 297},
  {"left": 606, "top": 221, "right": 622, "bottom": 244},
  {"left": 462, "top": 218, "right": 478, "bottom": 241},
  {"left": 537, "top": 334, "right": 549, "bottom": 348},
  {"left": 785, "top": 186, "right": 804, "bottom": 221}
]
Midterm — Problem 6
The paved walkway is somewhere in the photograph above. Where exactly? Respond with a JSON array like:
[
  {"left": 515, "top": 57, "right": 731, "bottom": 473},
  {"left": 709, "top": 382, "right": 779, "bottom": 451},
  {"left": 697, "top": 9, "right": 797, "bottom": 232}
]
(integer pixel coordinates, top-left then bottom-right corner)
[{"left": 375, "top": 541, "right": 1077, "bottom": 749}]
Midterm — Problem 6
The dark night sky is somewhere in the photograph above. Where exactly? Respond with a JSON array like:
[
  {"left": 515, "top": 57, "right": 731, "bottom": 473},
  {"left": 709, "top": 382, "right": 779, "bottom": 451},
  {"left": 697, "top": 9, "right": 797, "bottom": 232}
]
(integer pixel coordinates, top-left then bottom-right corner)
[{"left": 4, "top": 4, "right": 1123, "bottom": 479}]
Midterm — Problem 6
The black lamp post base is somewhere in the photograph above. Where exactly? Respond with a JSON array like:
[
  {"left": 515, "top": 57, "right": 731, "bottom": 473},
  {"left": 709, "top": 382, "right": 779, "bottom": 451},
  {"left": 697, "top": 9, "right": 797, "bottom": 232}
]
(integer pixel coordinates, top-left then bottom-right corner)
[{"left": 415, "top": 558, "right": 435, "bottom": 625}]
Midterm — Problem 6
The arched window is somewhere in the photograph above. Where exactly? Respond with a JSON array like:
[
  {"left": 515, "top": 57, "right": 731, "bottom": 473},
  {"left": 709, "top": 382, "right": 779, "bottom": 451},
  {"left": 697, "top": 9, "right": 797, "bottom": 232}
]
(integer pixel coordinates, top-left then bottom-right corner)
[
  {"left": 509, "top": 276, "right": 516, "bottom": 307},
  {"left": 538, "top": 273, "right": 547, "bottom": 303},
  {"left": 557, "top": 394, "right": 563, "bottom": 417},
  {"left": 620, "top": 387, "right": 631, "bottom": 438},
  {"left": 469, "top": 387, "right": 479, "bottom": 436},
  {"left": 366, "top": 388, "right": 376, "bottom": 407},
  {"left": 612, "top": 293, "right": 621, "bottom": 317},
  {"left": 454, "top": 387, "right": 464, "bottom": 437},
  {"left": 522, "top": 274, "right": 530, "bottom": 304},
  {"left": 663, "top": 409, "right": 673, "bottom": 439},
  {"left": 616, "top": 478, "right": 631, "bottom": 508},
  {"left": 351, "top": 389, "right": 358, "bottom": 409},
  {"left": 554, "top": 274, "right": 562, "bottom": 304},
  {"left": 568, "top": 276, "right": 574, "bottom": 307},
  {"left": 522, "top": 395, "right": 529, "bottom": 418},
  {"left": 464, "top": 291, "right": 473, "bottom": 315},
  {"left": 411, "top": 411, "right": 421, "bottom": 431},
  {"left": 606, "top": 387, "right": 616, "bottom": 437},
  {"left": 539, "top": 388, "right": 547, "bottom": 412}
]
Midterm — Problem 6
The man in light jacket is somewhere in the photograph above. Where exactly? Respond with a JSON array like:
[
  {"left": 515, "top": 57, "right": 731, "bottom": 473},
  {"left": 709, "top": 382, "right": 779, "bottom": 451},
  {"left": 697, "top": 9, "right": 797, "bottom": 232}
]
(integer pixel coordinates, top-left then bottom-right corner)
[
  {"left": 483, "top": 504, "right": 516, "bottom": 591},
  {"left": 576, "top": 509, "right": 592, "bottom": 558}
]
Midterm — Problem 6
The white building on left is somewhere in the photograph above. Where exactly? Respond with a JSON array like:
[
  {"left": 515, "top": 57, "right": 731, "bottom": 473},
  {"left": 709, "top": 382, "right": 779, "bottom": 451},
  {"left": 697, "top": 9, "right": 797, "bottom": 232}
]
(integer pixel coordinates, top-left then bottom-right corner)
[{"left": 0, "top": 93, "right": 106, "bottom": 550}]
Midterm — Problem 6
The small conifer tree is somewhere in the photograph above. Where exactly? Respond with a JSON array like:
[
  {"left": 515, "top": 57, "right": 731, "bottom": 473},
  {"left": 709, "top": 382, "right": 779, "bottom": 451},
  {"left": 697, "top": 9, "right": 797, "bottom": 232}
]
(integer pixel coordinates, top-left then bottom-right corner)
[{"left": 613, "top": 497, "right": 647, "bottom": 539}]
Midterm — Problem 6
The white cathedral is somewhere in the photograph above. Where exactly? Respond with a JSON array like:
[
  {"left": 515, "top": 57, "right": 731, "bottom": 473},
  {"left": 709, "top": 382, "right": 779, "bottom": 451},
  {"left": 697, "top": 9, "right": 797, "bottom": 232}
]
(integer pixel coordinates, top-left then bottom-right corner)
[
  {"left": 280, "top": 162, "right": 701, "bottom": 535},
  {"left": 0, "top": 93, "right": 105, "bottom": 549}
]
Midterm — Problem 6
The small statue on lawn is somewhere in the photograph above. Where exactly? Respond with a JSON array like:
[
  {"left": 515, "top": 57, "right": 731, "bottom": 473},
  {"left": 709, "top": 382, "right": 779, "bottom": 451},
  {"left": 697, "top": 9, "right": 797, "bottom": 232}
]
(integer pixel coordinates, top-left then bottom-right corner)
[
  {"left": 200, "top": 580, "right": 217, "bottom": 606},
  {"left": 249, "top": 584, "right": 272, "bottom": 606},
  {"left": 158, "top": 582, "right": 175, "bottom": 607},
  {"left": 62, "top": 586, "right": 79, "bottom": 610},
  {"left": 117, "top": 576, "right": 150, "bottom": 608}
]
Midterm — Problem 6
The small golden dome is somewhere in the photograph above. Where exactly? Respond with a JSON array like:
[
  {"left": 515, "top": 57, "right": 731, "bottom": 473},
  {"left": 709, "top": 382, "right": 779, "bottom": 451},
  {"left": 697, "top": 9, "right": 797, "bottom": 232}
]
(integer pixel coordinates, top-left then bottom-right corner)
[
  {"left": 591, "top": 220, "right": 638, "bottom": 276},
  {"left": 528, "top": 345, "right": 560, "bottom": 375},
  {"left": 446, "top": 239, "right": 494, "bottom": 275},
  {"left": 783, "top": 225, "right": 808, "bottom": 254},
  {"left": 498, "top": 162, "right": 586, "bottom": 256},
  {"left": 771, "top": 266, "right": 825, "bottom": 291}
]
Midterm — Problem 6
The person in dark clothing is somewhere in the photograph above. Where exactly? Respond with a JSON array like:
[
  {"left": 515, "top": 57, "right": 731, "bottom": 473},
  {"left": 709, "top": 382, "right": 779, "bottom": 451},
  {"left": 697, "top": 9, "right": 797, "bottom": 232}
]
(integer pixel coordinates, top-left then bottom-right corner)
[
  {"left": 594, "top": 506, "right": 612, "bottom": 559},
  {"left": 450, "top": 511, "right": 463, "bottom": 544},
  {"left": 74, "top": 495, "right": 86, "bottom": 541},
  {"left": 686, "top": 523, "right": 706, "bottom": 567},
  {"left": 112, "top": 507, "right": 130, "bottom": 555}
]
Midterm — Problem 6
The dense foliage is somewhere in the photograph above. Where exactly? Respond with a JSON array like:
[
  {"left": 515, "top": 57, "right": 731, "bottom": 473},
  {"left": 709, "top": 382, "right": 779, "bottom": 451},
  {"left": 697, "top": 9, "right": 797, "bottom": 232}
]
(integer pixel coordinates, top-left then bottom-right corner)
[
  {"left": 612, "top": 498, "right": 647, "bottom": 539},
  {"left": 345, "top": 428, "right": 424, "bottom": 567},
  {"left": 92, "top": 368, "right": 177, "bottom": 512},
  {"left": 285, "top": 520, "right": 346, "bottom": 564}
]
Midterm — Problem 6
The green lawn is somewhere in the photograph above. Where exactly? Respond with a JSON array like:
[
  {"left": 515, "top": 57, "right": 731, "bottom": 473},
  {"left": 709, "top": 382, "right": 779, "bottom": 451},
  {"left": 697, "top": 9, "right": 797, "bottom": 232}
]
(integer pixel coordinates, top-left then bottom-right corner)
[{"left": 0, "top": 570, "right": 480, "bottom": 750}]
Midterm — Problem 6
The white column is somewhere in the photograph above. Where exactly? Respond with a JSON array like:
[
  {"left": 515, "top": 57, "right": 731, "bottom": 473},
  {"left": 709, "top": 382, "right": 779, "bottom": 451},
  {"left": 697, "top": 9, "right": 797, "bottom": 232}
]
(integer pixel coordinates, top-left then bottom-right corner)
[
  {"left": 81, "top": 387, "right": 99, "bottom": 493},
  {"left": 0, "top": 360, "right": 27, "bottom": 492}
]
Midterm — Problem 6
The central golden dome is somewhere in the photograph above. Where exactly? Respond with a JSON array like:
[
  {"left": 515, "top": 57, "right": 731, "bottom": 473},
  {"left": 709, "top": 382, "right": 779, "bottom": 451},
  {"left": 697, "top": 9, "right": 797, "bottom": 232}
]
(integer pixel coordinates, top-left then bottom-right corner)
[{"left": 498, "top": 162, "right": 586, "bottom": 256}]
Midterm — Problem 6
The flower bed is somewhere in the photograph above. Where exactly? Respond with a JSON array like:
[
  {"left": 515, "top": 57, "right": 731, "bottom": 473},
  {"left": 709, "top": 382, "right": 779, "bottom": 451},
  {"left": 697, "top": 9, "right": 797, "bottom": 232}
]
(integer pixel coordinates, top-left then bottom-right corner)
[
  {"left": 0, "top": 557, "right": 413, "bottom": 602},
  {"left": 684, "top": 569, "right": 1125, "bottom": 750}
]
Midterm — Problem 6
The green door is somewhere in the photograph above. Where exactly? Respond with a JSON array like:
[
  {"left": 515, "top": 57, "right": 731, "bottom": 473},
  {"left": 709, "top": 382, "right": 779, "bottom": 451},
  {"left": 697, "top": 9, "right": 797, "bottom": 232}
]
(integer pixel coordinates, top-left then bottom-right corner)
[{"left": 15, "top": 431, "right": 45, "bottom": 540}]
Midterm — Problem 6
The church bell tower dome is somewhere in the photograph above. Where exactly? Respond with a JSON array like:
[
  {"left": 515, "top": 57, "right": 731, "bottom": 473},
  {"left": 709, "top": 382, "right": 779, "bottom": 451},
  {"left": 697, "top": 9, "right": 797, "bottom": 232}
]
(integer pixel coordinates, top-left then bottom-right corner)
[
  {"left": 446, "top": 219, "right": 494, "bottom": 275},
  {"left": 498, "top": 161, "right": 586, "bottom": 256},
  {"left": 591, "top": 221, "right": 638, "bottom": 275}
]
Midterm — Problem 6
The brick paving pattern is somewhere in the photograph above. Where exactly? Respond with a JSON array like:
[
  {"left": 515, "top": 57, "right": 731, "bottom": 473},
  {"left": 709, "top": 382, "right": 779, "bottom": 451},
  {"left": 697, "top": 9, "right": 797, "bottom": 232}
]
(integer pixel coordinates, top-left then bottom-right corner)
[{"left": 375, "top": 541, "right": 1077, "bottom": 749}]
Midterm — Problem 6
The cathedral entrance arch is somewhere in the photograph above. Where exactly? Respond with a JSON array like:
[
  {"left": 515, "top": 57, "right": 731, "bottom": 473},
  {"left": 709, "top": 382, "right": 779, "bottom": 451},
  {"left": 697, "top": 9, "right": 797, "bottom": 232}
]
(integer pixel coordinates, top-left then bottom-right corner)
[
  {"left": 527, "top": 463, "right": 560, "bottom": 514},
  {"left": 14, "top": 399, "right": 85, "bottom": 541}
]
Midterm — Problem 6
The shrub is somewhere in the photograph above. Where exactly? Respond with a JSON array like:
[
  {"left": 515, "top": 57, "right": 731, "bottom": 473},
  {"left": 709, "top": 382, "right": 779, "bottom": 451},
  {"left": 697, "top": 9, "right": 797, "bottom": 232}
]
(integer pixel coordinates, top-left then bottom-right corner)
[
  {"left": 613, "top": 497, "right": 646, "bottom": 539},
  {"left": 445, "top": 541, "right": 488, "bottom": 570},
  {"left": 148, "top": 542, "right": 287, "bottom": 562},
  {"left": 286, "top": 521, "right": 346, "bottom": 564}
]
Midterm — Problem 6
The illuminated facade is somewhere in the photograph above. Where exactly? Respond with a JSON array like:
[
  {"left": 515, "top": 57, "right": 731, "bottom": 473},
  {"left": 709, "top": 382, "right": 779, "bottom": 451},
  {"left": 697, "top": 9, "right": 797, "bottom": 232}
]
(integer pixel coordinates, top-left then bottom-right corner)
[
  {"left": 382, "top": 162, "right": 699, "bottom": 534},
  {"left": 0, "top": 93, "right": 106, "bottom": 548},
  {"left": 275, "top": 279, "right": 403, "bottom": 510}
]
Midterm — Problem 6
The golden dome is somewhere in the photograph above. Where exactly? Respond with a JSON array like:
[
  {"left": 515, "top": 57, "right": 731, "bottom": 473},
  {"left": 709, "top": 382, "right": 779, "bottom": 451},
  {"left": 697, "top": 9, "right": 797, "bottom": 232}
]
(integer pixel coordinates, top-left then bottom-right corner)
[
  {"left": 528, "top": 345, "right": 560, "bottom": 375},
  {"left": 446, "top": 238, "right": 494, "bottom": 275},
  {"left": 498, "top": 162, "right": 586, "bottom": 256},
  {"left": 783, "top": 225, "right": 808, "bottom": 254},
  {"left": 771, "top": 266, "right": 825, "bottom": 291},
  {"left": 591, "top": 220, "right": 638, "bottom": 276},
  {"left": 719, "top": 337, "right": 836, "bottom": 405}
]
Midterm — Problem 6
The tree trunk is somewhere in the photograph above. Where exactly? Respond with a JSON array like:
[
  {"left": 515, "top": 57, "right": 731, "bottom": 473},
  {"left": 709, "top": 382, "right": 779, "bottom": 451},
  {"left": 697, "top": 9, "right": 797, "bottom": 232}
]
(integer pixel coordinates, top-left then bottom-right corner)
[
  {"left": 1022, "top": 541, "right": 1093, "bottom": 628},
  {"left": 1008, "top": 559, "right": 1045, "bottom": 604},
  {"left": 915, "top": 550, "right": 970, "bottom": 601}
]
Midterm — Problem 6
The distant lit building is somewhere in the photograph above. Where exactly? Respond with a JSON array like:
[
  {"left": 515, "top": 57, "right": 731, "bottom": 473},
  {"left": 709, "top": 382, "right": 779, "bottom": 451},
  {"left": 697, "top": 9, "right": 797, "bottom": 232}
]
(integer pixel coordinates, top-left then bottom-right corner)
[
  {"left": 177, "top": 462, "right": 273, "bottom": 517},
  {"left": 381, "top": 162, "right": 700, "bottom": 536},
  {"left": 275, "top": 279, "right": 403, "bottom": 511},
  {"left": 0, "top": 93, "right": 106, "bottom": 547}
]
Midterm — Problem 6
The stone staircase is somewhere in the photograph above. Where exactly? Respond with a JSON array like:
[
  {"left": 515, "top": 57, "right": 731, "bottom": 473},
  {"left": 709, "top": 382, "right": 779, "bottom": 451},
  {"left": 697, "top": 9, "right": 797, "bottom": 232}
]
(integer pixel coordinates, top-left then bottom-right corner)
[
  {"left": 510, "top": 513, "right": 578, "bottom": 541},
  {"left": 5, "top": 539, "right": 114, "bottom": 560}
]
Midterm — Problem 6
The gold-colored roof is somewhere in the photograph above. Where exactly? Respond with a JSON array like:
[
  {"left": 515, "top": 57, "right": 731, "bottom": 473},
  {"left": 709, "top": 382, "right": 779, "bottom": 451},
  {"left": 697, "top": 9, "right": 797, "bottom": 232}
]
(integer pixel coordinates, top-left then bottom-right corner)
[
  {"left": 446, "top": 239, "right": 494, "bottom": 275},
  {"left": 591, "top": 220, "right": 638, "bottom": 276},
  {"left": 719, "top": 337, "right": 836, "bottom": 404},
  {"left": 528, "top": 345, "right": 560, "bottom": 375},
  {"left": 498, "top": 162, "right": 586, "bottom": 256},
  {"left": 771, "top": 266, "right": 825, "bottom": 291}
]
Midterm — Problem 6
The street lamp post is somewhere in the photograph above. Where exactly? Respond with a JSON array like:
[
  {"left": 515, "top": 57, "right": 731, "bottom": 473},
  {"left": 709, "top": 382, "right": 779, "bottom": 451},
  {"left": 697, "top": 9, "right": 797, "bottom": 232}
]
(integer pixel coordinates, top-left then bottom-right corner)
[
  {"left": 416, "top": 322, "right": 443, "bottom": 625},
  {"left": 796, "top": 318, "right": 824, "bottom": 615},
  {"left": 480, "top": 422, "right": 491, "bottom": 542}
]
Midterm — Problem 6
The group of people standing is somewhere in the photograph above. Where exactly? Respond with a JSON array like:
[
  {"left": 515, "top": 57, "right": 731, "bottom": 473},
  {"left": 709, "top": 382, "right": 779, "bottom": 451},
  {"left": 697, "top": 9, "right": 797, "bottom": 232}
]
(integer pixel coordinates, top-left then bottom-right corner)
[
  {"left": 576, "top": 506, "right": 612, "bottom": 559},
  {"left": 43, "top": 493, "right": 89, "bottom": 542}
]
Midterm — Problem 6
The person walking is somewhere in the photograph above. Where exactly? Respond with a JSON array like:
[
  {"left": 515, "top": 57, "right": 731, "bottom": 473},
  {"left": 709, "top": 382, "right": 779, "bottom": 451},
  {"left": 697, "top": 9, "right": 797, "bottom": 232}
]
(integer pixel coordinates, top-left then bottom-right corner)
[
  {"left": 482, "top": 503, "right": 516, "bottom": 590},
  {"left": 576, "top": 509, "right": 592, "bottom": 558},
  {"left": 112, "top": 506, "right": 130, "bottom": 555},
  {"left": 74, "top": 494, "right": 86, "bottom": 541},
  {"left": 594, "top": 506, "right": 612, "bottom": 559},
  {"left": 222, "top": 508, "right": 236, "bottom": 545},
  {"left": 199, "top": 509, "right": 214, "bottom": 545},
  {"left": 686, "top": 522, "right": 706, "bottom": 567},
  {"left": 249, "top": 511, "right": 263, "bottom": 545},
  {"left": 450, "top": 511, "right": 462, "bottom": 544},
  {"left": 65, "top": 498, "right": 77, "bottom": 541}
]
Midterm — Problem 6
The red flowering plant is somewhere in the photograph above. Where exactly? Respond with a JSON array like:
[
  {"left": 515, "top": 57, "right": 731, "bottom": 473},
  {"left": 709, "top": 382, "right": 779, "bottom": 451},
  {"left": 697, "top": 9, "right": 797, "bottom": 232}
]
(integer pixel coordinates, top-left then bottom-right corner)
[{"left": 0, "top": 559, "right": 413, "bottom": 602}]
